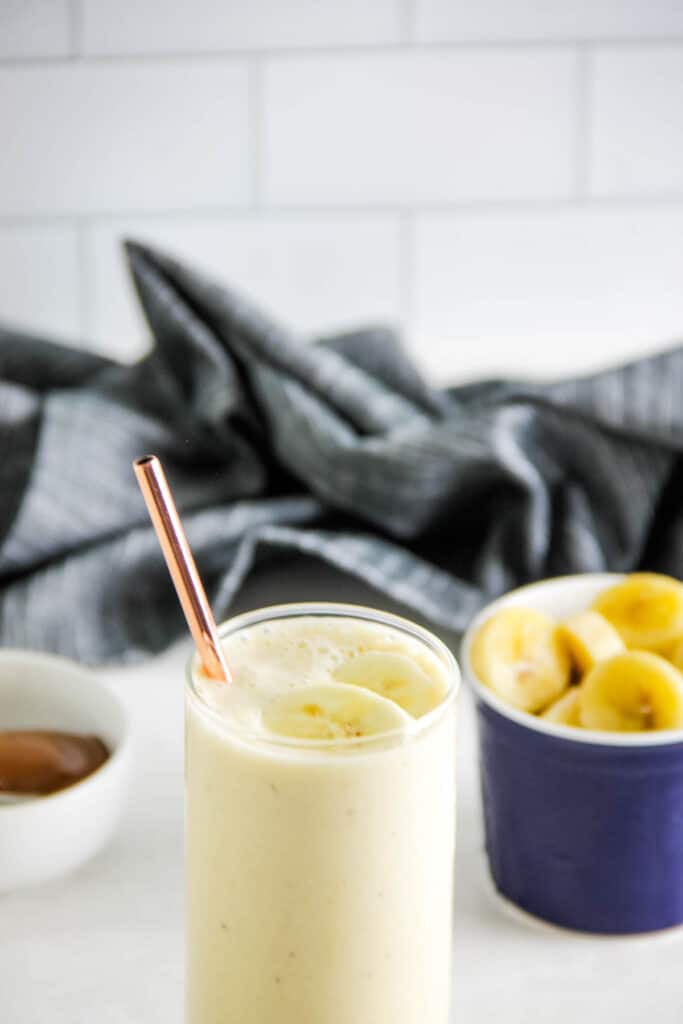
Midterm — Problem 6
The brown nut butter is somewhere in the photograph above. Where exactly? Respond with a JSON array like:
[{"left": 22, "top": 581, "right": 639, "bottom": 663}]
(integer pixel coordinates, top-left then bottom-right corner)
[{"left": 0, "top": 731, "right": 109, "bottom": 796}]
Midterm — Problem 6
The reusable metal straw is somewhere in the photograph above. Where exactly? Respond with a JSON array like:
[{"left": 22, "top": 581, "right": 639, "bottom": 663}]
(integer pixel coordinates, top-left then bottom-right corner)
[{"left": 133, "top": 455, "right": 232, "bottom": 683}]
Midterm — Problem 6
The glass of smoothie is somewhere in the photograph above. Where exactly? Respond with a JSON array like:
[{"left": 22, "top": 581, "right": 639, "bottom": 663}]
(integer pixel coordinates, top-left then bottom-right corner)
[{"left": 185, "top": 602, "right": 459, "bottom": 1024}]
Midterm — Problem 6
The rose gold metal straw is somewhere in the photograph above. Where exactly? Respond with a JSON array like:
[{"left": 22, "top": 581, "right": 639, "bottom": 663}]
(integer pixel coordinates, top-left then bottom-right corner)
[{"left": 133, "top": 455, "right": 232, "bottom": 683}]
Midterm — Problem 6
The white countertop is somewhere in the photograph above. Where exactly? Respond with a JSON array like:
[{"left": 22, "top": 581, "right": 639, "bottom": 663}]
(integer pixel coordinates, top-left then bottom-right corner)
[{"left": 2, "top": 558, "right": 682, "bottom": 1023}]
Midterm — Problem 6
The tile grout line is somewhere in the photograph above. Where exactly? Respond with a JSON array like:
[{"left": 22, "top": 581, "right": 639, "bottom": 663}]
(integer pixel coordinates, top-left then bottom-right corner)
[
  {"left": 1, "top": 36, "right": 683, "bottom": 68},
  {"left": 3, "top": 194, "right": 683, "bottom": 229},
  {"left": 248, "top": 58, "right": 264, "bottom": 210},
  {"left": 398, "top": 0, "right": 416, "bottom": 44},
  {"left": 573, "top": 44, "right": 593, "bottom": 199},
  {"left": 68, "top": 0, "right": 83, "bottom": 58}
]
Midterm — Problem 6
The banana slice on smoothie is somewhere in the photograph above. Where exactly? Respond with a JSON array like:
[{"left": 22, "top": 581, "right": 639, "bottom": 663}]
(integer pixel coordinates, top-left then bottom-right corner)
[
  {"left": 470, "top": 607, "right": 570, "bottom": 712},
  {"left": 541, "top": 687, "right": 582, "bottom": 727},
  {"left": 262, "top": 683, "right": 410, "bottom": 741},
  {"left": 333, "top": 651, "right": 445, "bottom": 719},
  {"left": 579, "top": 651, "right": 683, "bottom": 732},
  {"left": 559, "top": 611, "right": 624, "bottom": 674},
  {"left": 592, "top": 573, "right": 683, "bottom": 654}
]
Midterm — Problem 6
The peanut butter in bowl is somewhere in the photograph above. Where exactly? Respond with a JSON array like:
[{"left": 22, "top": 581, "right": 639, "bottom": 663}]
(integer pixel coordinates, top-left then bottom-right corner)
[{"left": 0, "top": 730, "right": 109, "bottom": 799}]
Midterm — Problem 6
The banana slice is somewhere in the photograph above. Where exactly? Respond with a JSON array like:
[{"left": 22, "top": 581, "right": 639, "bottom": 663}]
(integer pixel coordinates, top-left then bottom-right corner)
[
  {"left": 540, "top": 687, "right": 582, "bottom": 727},
  {"left": 332, "top": 651, "right": 445, "bottom": 719},
  {"left": 470, "top": 607, "right": 570, "bottom": 712},
  {"left": 592, "top": 573, "right": 683, "bottom": 654},
  {"left": 559, "top": 611, "right": 624, "bottom": 674},
  {"left": 261, "top": 683, "right": 410, "bottom": 741},
  {"left": 669, "top": 636, "right": 683, "bottom": 672},
  {"left": 579, "top": 651, "right": 683, "bottom": 732}
]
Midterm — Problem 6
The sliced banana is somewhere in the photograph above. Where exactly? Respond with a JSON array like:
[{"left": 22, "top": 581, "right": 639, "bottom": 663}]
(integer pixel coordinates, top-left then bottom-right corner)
[
  {"left": 669, "top": 636, "right": 683, "bottom": 672},
  {"left": 332, "top": 651, "right": 445, "bottom": 719},
  {"left": 541, "top": 687, "right": 582, "bottom": 727},
  {"left": 579, "top": 651, "right": 683, "bottom": 732},
  {"left": 261, "top": 683, "right": 410, "bottom": 741},
  {"left": 470, "top": 607, "right": 570, "bottom": 712},
  {"left": 559, "top": 610, "right": 624, "bottom": 674},
  {"left": 592, "top": 573, "right": 683, "bottom": 654}
]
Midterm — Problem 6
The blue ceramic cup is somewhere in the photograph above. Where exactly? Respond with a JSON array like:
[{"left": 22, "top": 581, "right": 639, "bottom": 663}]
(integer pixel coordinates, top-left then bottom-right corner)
[{"left": 462, "top": 574, "right": 683, "bottom": 935}]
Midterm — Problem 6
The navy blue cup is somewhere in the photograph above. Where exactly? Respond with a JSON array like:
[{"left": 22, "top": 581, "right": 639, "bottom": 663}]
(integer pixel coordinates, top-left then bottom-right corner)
[{"left": 462, "top": 574, "right": 683, "bottom": 935}]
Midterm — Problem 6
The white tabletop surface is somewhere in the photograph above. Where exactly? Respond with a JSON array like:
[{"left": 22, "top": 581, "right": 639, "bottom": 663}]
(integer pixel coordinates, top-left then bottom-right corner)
[{"left": 2, "top": 557, "right": 682, "bottom": 1023}]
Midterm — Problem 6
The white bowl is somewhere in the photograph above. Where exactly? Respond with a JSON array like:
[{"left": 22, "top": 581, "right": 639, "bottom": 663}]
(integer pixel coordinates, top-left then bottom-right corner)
[{"left": 0, "top": 649, "right": 131, "bottom": 892}]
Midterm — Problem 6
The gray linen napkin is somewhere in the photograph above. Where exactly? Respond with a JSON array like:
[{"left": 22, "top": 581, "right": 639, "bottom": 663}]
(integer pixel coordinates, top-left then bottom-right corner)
[{"left": 0, "top": 240, "right": 680, "bottom": 663}]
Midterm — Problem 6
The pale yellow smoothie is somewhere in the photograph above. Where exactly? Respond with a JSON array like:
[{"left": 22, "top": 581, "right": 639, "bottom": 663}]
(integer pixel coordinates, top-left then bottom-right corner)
[{"left": 186, "top": 604, "right": 458, "bottom": 1024}]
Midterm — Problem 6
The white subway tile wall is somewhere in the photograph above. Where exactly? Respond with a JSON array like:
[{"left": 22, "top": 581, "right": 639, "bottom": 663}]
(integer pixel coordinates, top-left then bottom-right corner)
[
  {"left": 263, "top": 51, "right": 577, "bottom": 204},
  {"left": 590, "top": 46, "right": 683, "bottom": 196},
  {"left": 82, "top": 216, "right": 402, "bottom": 357},
  {"left": 415, "top": 0, "right": 683, "bottom": 43},
  {"left": 0, "top": 224, "right": 81, "bottom": 340},
  {"left": 81, "top": 0, "right": 403, "bottom": 54},
  {"left": 0, "top": 1, "right": 72, "bottom": 58},
  {"left": 414, "top": 207, "right": 683, "bottom": 380},
  {"left": 0, "top": 62, "right": 250, "bottom": 216},
  {"left": 0, "top": 1, "right": 682, "bottom": 383}
]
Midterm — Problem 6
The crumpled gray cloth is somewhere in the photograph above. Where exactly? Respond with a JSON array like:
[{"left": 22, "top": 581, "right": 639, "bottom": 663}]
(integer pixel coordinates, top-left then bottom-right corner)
[{"left": 0, "top": 240, "right": 681, "bottom": 663}]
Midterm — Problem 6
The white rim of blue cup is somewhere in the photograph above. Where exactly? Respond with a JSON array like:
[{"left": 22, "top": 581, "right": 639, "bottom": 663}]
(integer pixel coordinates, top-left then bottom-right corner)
[{"left": 461, "top": 573, "right": 683, "bottom": 749}]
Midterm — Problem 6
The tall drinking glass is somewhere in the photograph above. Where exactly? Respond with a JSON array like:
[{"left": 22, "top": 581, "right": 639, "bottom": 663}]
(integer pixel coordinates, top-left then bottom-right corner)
[{"left": 185, "top": 603, "right": 459, "bottom": 1023}]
